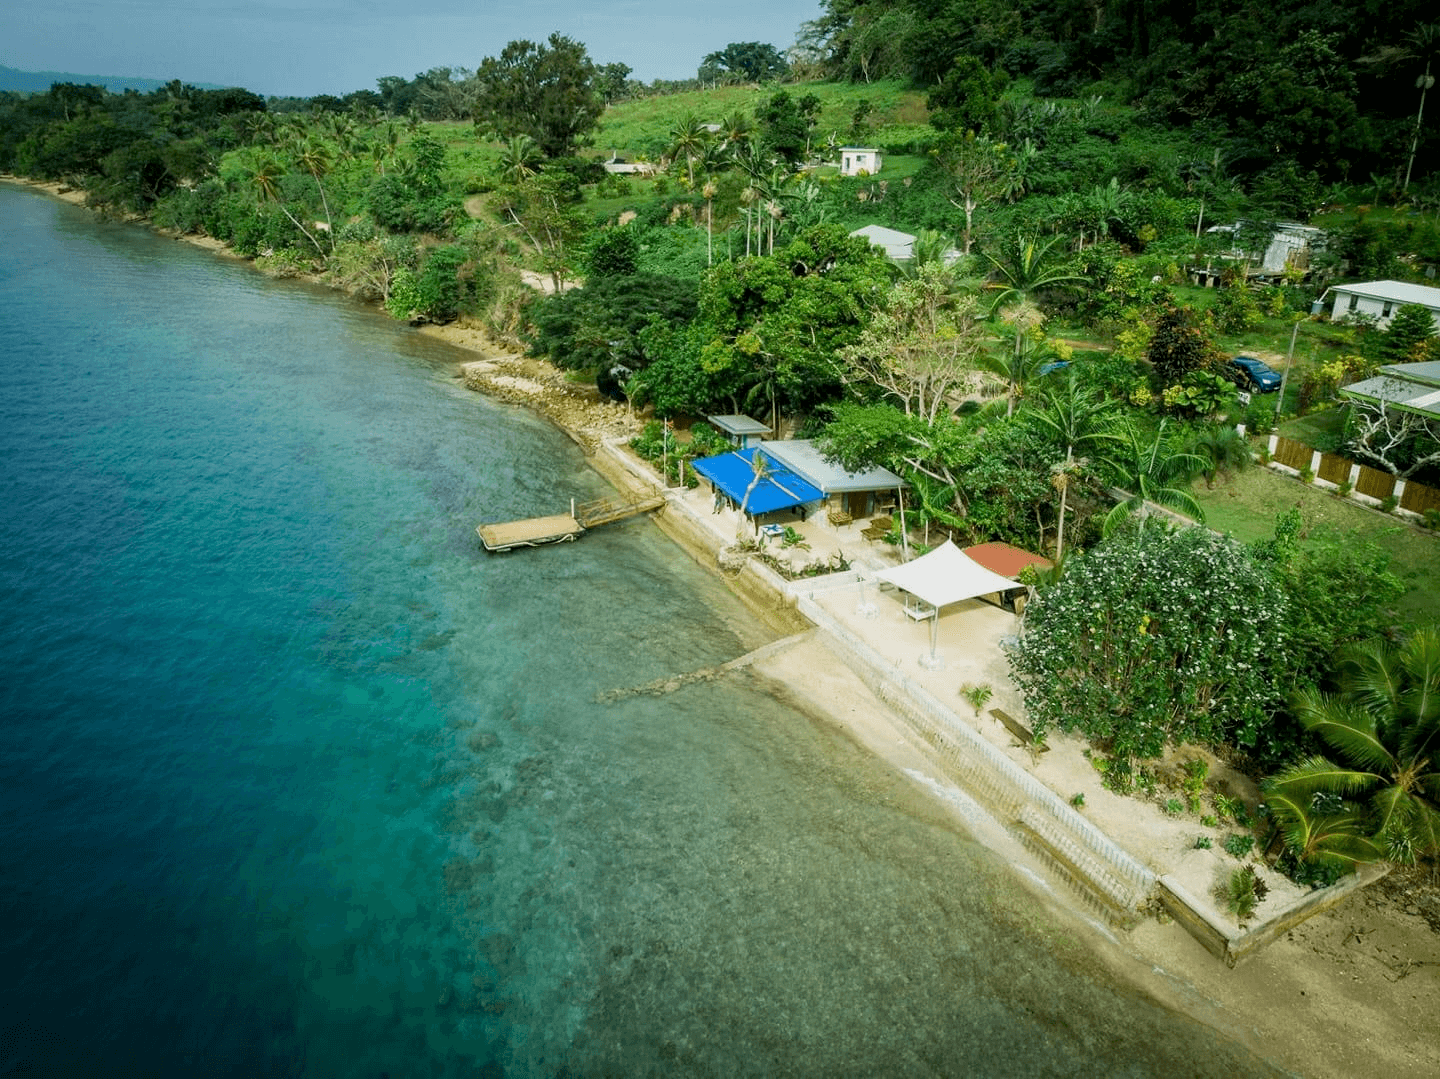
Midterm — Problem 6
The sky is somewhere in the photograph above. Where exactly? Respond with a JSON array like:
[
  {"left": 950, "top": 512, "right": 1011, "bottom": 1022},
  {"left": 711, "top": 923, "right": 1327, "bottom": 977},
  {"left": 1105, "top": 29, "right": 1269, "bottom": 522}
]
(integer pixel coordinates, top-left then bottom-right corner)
[{"left": 6, "top": 0, "right": 828, "bottom": 98}]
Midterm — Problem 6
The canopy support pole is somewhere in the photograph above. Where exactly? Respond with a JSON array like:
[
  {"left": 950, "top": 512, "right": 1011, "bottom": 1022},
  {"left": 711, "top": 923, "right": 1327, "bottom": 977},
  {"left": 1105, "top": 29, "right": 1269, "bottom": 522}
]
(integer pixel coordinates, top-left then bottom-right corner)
[{"left": 918, "top": 608, "right": 944, "bottom": 670}]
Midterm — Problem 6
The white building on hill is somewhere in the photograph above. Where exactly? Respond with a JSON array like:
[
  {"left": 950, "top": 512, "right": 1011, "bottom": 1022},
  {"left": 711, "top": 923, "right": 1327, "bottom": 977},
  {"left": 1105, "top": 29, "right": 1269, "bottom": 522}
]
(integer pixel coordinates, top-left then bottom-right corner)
[{"left": 1328, "top": 280, "right": 1440, "bottom": 330}]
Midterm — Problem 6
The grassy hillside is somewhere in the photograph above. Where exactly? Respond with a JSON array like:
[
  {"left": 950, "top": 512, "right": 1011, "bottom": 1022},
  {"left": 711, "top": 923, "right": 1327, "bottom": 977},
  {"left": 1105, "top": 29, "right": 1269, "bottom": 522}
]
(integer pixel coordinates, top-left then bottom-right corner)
[{"left": 593, "top": 80, "right": 932, "bottom": 161}]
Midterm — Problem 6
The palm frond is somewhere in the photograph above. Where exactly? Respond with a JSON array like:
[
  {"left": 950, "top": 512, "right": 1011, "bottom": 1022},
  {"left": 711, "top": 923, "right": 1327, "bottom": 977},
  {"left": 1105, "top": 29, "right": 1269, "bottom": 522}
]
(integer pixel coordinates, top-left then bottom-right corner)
[
  {"left": 1265, "top": 756, "right": 1382, "bottom": 800},
  {"left": 1291, "top": 690, "right": 1393, "bottom": 772},
  {"left": 1265, "top": 788, "right": 1381, "bottom": 864},
  {"left": 1399, "top": 624, "right": 1440, "bottom": 727},
  {"left": 1336, "top": 637, "right": 1403, "bottom": 716}
]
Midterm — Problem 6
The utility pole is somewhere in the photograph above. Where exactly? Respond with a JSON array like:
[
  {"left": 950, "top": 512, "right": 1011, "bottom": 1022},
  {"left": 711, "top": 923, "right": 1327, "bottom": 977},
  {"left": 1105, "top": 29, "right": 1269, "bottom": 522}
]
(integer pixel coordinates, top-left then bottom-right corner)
[{"left": 1275, "top": 316, "right": 1305, "bottom": 424}]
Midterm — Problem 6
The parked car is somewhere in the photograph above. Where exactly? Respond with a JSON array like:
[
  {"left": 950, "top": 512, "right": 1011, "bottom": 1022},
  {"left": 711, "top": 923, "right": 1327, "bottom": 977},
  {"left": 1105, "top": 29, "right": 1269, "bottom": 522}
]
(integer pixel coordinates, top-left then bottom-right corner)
[{"left": 1229, "top": 355, "right": 1282, "bottom": 393}]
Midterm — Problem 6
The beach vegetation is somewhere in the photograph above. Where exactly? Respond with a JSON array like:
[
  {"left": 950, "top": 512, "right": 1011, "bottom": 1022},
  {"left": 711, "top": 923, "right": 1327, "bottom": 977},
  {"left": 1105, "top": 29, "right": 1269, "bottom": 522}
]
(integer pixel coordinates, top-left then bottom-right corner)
[
  {"left": 1263, "top": 626, "right": 1440, "bottom": 873},
  {"left": 1009, "top": 521, "right": 1291, "bottom": 782}
]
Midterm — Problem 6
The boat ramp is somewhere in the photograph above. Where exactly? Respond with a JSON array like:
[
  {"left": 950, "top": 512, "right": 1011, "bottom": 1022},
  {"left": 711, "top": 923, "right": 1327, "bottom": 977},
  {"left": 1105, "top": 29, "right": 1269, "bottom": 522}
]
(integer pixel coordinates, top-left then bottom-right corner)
[{"left": 476, "top": 493, "right": 666, "bottom": 552}]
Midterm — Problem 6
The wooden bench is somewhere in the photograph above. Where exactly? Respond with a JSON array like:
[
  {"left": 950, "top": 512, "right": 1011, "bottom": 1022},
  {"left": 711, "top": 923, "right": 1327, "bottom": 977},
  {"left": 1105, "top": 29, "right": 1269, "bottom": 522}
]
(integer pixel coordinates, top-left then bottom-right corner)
[
  {"left": 990, "top": 708, "right": 1049, "bottom": 753},
  {"left": 861, "top": 515, "right": 892, "bottom": 541}
]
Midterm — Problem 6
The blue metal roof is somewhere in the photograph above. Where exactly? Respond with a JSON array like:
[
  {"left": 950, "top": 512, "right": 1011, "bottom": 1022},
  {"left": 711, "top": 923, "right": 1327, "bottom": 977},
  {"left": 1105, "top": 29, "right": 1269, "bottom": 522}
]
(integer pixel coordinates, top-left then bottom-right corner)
[{"left": 691, "top": 448, "right": 825, "bottom": 515}]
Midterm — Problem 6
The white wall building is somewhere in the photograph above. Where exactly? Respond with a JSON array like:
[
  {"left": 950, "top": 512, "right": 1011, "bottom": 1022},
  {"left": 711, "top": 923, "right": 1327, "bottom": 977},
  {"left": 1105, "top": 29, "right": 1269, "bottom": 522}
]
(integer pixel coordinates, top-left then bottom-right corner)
[
  {"left": 1329, "top": 280, "right": 1440, "bottom": 329},
  {"left": 839, "top": 148, "right": 883, "bottom": 176}
]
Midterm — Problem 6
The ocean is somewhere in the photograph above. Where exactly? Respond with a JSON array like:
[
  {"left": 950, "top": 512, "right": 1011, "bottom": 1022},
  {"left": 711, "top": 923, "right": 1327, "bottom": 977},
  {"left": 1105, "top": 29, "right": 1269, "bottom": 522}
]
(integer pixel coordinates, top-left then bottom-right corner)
[{"left": 0, "top": 184, "right": 1280, "bottom": 1077}]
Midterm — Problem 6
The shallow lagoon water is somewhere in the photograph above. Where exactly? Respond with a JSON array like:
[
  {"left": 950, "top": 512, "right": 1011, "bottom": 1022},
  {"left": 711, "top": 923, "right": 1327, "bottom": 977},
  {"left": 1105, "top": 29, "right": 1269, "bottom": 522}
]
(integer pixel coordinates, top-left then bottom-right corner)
[{"left": 0, "top": 186, "right": 1281, "bottom": 1077}]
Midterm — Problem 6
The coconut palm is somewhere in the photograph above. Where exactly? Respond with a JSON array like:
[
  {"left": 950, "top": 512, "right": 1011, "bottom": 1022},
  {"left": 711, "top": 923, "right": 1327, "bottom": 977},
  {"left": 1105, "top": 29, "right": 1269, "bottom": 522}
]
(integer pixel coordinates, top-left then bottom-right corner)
[
  {"left": 668, "top": 114, "right": 709, "bottom": 188},
  {"left": 1101, "top": 420, "right": 1206, "bottom": 535},
  {"left": 498, "top": 134, "right": 541, "bottom": 185},
  {"left": 1265, "top": 626, "right": 1440, "bottom": 869},
  {"left": 291, "top": 133, "right": 336, "bottom": 249},
  {"left": 1028, "top": 371, "right": 1121, "bottom": 562},
  {"left": 720, "top": 109, "right": 752, "bottom": 152},
  {"left": 981, "top": 232, "right": 1086, "bottom": 314},
  {"left": 243, "top": 150, "right": 326, "bottom": 257},
  {"left": 702, "top": 179, "right": 717, "bottom": 266}
]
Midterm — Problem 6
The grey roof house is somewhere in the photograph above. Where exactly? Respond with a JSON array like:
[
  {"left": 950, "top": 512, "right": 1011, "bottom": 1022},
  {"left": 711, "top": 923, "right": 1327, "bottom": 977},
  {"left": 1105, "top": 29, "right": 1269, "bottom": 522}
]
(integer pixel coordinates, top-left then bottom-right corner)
[{"left": 1328, "top": 280, "right": 1440, "bottom": 330}]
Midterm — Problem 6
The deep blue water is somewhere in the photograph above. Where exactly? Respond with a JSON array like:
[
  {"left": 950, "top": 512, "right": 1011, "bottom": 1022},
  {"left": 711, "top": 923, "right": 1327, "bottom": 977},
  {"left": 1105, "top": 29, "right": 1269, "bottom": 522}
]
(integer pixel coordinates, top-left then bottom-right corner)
[{"left": 0, "top": 186, "right": 1282, "bottom": 1078}]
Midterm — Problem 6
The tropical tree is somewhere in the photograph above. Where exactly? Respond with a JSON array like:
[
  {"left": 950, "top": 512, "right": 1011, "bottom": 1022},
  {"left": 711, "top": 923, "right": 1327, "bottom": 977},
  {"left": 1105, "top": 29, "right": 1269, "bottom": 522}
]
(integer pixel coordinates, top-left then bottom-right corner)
[
  {"left": 980, "top": 232, "right": 1084, "bottom": 312},
  {"left": 472, "top": 34, "right": 604, "bottom": 158},
  {"left": 1028, "top": 372, "right": 1120, "bottom": 562},
  {"left": 291, "top": 132, "right": 335, "bottom": 249},
  {"left": 668, "top": 114, "right": 710, "bottom": 188},
  {"left": 1102, "top": 420, "right": 1206, "bottom": 535},
  {"left": 932, "top": 131, "right": 1013, "bottom": 255},
  {"left": 1010, "top": 522, "right": 1291, "bottom": 779},
  {"left": 1185, "top": 425, "right": 1251, "bottom": 487},
  {"left": 1264, "top": 626, "right": 1440, "bottom": 871},
  {"left": 979, "top": 301, "right": 1048, "bottom": 416},
  {"left": 837, "top": 262, "right": 986, "bottom": 424},
  {"left": 242, "top": 149, "right": 325, "bottom": 257},
  {"left": 497, "top": 134, "right": 541, "bottom": 185}
]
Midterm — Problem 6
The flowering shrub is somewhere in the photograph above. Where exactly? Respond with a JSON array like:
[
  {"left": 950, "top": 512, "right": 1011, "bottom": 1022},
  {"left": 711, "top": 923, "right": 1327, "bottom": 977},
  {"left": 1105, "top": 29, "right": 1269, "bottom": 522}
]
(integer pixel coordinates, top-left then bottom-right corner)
[{"left": 1008, "top": 523, "right": 1290, "bottom": 778}]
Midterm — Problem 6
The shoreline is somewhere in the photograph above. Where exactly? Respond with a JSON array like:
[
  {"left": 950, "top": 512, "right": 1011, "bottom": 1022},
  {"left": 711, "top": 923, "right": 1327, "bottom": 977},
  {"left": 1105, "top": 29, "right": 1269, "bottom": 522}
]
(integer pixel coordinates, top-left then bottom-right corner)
[{"left": 10, "top": 174, "right": 1436, "bottom": 1078}]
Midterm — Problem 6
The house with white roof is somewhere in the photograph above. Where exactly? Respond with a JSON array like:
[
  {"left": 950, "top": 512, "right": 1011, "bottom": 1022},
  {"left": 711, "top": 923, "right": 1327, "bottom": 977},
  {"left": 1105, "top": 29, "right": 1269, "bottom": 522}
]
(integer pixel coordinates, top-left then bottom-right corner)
[
  {"left": 849, "top": 225, "right": 961, "bottom": 266},
  {"left": 1328, "top": 280, "right": 1440, "bottom": 330}
]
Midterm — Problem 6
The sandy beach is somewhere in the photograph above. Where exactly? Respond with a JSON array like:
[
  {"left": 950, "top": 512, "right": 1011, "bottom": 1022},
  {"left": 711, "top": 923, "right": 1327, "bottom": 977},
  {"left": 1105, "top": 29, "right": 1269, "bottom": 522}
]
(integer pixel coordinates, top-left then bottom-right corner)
[{"left": 9, "top": 175, "right": 1435, "bottom": 1076}]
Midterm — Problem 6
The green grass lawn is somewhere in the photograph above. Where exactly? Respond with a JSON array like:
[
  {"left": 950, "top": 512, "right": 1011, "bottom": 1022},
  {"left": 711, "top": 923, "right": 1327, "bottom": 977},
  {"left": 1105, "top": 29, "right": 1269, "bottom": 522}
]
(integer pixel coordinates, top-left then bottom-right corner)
[
  {"left": 1194, "top": 464, "right": 1440, "bottom": 625},
  {"left": 592, "top": 80, "right": 930, "bottom": 161},
  {"left": 1277, "top": 408, "right": 1343, "bottom": 447}
]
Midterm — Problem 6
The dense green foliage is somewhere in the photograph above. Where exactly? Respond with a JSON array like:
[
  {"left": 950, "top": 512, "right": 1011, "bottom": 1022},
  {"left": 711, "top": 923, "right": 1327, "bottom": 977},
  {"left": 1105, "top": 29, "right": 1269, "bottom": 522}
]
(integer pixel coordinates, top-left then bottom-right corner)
[
  {"left": 635, "top": 225, "right": 892, "bottom": 423},
  {"left": 471, "top": 34, "right": 605, "bottom": 158},
  {"left": 526, "top": 272, "right": 698, "bottom": 382},
  {"left": 1264, "top": 627, "right": 1440, "bottom": 872},
  {"left": 1010, "top": 523, "right": 1291, "bottom": 777},
  {"left": 798, "top": 0, "right": 1438, "bottom": 189},
  {"left": 5, "top": 13, "right": 1438, "bottom": 868}
]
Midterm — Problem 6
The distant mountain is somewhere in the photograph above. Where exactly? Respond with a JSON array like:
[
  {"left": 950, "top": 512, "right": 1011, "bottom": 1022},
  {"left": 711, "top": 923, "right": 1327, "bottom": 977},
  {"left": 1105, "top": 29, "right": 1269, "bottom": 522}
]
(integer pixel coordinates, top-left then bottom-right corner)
[{"left": 0, "top": 65, "right": 227, "bottom": 94}]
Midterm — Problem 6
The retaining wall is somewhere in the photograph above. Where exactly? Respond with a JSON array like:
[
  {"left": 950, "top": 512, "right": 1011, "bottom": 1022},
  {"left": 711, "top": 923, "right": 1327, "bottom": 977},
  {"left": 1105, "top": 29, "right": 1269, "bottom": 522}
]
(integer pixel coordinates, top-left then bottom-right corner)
[{"left": 791, "top": 585, "right": 1157, "bottom": 925}]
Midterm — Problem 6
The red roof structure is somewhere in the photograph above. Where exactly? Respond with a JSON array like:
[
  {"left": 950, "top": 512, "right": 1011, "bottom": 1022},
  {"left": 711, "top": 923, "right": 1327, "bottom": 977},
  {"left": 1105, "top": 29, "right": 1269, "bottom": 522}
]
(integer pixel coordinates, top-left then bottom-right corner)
[{"left": 963, "top": 542, "right": 1053, "bottom": 579}]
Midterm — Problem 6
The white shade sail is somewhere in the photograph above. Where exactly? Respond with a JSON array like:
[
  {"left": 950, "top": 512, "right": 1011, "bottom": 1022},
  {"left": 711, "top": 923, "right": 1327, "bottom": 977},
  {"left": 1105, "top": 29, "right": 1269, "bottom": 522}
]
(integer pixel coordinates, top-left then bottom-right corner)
[{"left": 874, "top": 540, "right": 1019, "bottom": 610}]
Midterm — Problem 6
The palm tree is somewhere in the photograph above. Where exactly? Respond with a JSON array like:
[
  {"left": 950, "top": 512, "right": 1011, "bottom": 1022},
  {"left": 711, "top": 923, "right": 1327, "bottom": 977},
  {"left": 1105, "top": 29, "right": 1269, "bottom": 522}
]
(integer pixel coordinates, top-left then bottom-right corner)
[
  {"left": 1264, "top": 626, "right": 1440, "bottom": 869},
  {"left": 1088, "top": 177, "right": 1132, "bottom": 243},
  {"left": 498, "top": 134, "right": 541, "bottom": 185},
  {"left": 979, "top": 301, "right": 1046, "bottom": 417},
  {"left": 702, "top": 179, "right": 717, "bottom": 266},
  {"left": 720, "top": 109, "right": 752, "bottom": 152},
  {"left": 291, "top": 133, "right": 335, "bottom": 249},
  {"left": 1101, "top": 420, "right": 1206, "bottom": 535},
  {"left": 906, "top": 472, "right": 965, "bottom": 545},
  {"left": 369, "top": 121, "right": 401, "bottom": 175},
  {"left": 981, "top": 232, "right": 1085, "bottom": 313},
  {"left": 737, "top": 449, "right": 775, "bottom": 538},
  {"left": 900, "top": 230, "right": 961, "bottom": 278},
  {"left": 668, "top": 114, "right": 709, "bottom": 189},
  {"left": 1186, "top": 425, "right": 1251, "bottom": 487},
  {"left": 244, "top": 150, "right": 326, "bottom": 257},
  {"left": 1029, "top": 372, "right": 1120, "bottom": 562}
]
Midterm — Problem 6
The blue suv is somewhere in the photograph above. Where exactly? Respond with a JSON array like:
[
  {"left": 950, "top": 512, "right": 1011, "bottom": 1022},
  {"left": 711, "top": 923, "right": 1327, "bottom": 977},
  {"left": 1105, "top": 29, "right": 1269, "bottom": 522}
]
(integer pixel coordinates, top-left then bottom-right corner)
[{"left": 1229, "top": 356, "right": 1282, "bottom": 393}]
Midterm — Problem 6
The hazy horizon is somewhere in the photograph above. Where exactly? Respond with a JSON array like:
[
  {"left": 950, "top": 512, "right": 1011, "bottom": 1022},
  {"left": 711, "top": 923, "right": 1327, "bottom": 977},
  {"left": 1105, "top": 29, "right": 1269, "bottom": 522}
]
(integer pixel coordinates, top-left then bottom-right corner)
[{"left": 7, "top": 0, "right": 825, "bottom": 98}]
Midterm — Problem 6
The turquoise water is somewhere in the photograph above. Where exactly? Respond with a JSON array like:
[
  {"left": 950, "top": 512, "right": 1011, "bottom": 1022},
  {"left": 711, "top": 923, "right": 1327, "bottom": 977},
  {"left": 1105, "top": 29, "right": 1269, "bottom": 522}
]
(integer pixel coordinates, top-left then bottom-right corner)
[{"left": 0, "top": 186, "right": 1281, "bottom": 1077}]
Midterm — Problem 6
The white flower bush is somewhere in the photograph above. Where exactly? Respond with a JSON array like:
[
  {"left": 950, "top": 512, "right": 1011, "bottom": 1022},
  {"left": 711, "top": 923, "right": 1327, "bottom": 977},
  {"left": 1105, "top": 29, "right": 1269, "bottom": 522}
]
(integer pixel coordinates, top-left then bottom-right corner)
[{"left": 1009, "top": 522, "right": 1290, "bottom": 782}]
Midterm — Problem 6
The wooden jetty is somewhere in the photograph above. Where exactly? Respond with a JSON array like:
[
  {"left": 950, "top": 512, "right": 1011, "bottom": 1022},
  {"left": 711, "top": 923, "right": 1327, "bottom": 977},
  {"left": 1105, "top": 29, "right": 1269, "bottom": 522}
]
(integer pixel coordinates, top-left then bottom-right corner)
[{"left": 476, "top": 493, "right": 666, "bottom": 552}]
